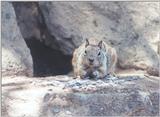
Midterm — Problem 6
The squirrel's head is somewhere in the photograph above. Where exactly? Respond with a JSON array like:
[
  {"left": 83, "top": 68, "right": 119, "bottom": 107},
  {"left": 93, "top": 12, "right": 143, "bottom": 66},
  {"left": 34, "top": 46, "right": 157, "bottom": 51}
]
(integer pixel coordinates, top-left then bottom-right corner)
[{"left": 82, "top": 39, "right": 106, "bottom": 67}]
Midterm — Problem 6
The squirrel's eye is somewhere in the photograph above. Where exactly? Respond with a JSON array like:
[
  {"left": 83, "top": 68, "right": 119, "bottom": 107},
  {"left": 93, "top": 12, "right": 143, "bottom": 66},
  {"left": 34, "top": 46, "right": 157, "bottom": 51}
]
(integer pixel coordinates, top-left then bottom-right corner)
[
  {"left": 98, "top": 52, "right": 101, "bottom": 56},
  {"left": 84, "top": 50, "right": 87, "bottom": 54}
]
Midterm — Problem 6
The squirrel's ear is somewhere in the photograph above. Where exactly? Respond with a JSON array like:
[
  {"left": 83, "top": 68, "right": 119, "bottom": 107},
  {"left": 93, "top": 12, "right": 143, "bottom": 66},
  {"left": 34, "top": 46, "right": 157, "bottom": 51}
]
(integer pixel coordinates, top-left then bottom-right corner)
[
  {"left": 98, "top": 40, "right": 103, "bottom": 49},
  {"left": 85, "top": 38, "right": 89, "bottom": 47}
]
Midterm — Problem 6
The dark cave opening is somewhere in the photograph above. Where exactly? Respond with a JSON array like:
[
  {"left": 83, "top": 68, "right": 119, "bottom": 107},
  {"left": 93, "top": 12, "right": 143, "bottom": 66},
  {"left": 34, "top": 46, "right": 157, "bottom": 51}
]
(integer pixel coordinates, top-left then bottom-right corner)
[{"left": 25, "top": 38, "right": 73, "bottom": 77}]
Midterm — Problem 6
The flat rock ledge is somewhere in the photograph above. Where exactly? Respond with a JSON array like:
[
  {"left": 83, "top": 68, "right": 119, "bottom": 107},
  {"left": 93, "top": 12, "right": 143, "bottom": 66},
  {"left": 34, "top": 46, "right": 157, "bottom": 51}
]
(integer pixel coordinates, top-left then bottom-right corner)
[{"left": 2, "top": 75, "right": 159, "bottom": 117}]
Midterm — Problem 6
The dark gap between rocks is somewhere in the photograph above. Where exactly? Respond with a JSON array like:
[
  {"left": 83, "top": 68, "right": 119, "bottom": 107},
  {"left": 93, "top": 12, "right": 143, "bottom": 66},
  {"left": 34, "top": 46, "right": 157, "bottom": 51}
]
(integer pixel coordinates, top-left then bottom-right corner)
[{"left": 25, "top": 38, "right": 72, "bottom": 77}]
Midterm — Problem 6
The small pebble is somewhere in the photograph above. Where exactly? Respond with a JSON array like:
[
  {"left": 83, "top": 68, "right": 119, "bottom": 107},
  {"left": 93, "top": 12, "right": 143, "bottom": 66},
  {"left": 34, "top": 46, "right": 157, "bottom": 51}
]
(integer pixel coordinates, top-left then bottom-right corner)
[{"left": 66, "top": 110, "right": 72, "bottom": 115}]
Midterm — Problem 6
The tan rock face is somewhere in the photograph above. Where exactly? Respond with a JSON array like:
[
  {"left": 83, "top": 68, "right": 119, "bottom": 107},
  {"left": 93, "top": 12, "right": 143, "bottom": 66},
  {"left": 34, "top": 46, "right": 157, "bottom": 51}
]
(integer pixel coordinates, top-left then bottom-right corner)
[{"left": 2, "top": 2, "right": 33, "bottom": 76}]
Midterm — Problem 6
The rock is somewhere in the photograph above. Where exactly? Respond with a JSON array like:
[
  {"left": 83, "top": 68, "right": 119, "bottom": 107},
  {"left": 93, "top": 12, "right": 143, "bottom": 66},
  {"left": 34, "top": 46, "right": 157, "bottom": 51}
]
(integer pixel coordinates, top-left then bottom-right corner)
[
  {"left": 40, "top": 2, "right": 159, "bottom": 75},
  {"left": 39, "top": 2, "right": 159, "bottom": 75},
  {"left": 2, "top": 75, "right": 159, "bottom": 116},
  {"left": 2, "top": 2, "right": 33, "bottom": 76},
  {"left": 12, "top": 2, "right": 43, "bottom": 40},
  {"left": 12, "top": 2, "right": 59, "bottom": 50},
  {"left": 12, "top": 2, "right": 159, "bottom": 75}
]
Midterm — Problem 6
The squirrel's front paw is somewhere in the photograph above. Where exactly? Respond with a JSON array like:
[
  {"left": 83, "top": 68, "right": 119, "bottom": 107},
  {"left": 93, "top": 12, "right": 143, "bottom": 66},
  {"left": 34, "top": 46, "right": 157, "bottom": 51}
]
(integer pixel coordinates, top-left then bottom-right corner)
[
  {"left": 79, "top": 71, "right": 88, "bottom": 79},
  {"left": 92, "top": 71, "right": 99, "bottom": 78}
]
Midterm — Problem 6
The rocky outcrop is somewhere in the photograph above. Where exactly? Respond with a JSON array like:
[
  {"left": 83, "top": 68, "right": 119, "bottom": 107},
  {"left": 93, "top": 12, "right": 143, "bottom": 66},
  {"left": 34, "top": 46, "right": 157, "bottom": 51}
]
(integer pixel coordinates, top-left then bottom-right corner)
[
  {"left": 2, "top": 75, "right": 159, "bottom": 116},
  {"left": 13, "top": 2, "right": 159, "bottom": 76},
  {"left": 12, "top": 2, "right": 43, "bottom": 40},
  {"left": 2, "top": 2, "right": 159, "bottom": 117},
  {"left": 2, "top": 2, "right": 33, "bottom": 76},
  {"left": 39, "top": 2, "right": 160, "bottom": 75}
]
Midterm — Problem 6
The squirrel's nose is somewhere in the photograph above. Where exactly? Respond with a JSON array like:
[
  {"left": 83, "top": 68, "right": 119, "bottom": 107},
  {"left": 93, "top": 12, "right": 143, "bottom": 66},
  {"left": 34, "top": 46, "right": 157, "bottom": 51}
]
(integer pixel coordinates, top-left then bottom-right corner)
[{"left": 89, "top": 58, "right": 94, "bottom": 63}]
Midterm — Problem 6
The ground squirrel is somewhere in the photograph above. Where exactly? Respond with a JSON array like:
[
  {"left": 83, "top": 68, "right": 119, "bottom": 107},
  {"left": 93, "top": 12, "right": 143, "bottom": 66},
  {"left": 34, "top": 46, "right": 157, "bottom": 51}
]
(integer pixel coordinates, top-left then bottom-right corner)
[{"left": 72, "top": 38, "right": 117, "bottom": 79}]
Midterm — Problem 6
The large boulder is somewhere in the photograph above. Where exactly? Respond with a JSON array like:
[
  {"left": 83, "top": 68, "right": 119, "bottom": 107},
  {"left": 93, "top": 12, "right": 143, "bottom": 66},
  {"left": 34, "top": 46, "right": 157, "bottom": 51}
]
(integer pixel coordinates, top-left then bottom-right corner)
[
  {"left": 2, "top": 75, "right": 159, "bottom": 116},
  {"left": 39, "top": 2, "right": 159, "bottom": 75},
  {"left": 2, "top": 2, "right": 33, "bottom": 76},
  {"left": 12, "top": 2, "right": 159, "bottom": 76},
  {"left": 12, "top": 2, "right": 43, "bottom": 40}
]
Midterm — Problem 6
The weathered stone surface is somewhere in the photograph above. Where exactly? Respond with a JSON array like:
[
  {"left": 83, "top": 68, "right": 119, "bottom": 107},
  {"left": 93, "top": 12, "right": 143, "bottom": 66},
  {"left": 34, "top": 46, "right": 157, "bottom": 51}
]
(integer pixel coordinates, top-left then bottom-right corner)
[
  {"left": 12, "top": 2, "right": 43, "bottom": 40},
  {"left": 2, "top": 75, "right": 159, "bottom": 116},
  {"left": 40, "top": 2, "right": 160, "bottom": 74},
  {"left": 13, "top": 2, "right": 159, "bottom": 75},
  {"left": 2, "top": 2, "right": 33, "bottom": 76}
]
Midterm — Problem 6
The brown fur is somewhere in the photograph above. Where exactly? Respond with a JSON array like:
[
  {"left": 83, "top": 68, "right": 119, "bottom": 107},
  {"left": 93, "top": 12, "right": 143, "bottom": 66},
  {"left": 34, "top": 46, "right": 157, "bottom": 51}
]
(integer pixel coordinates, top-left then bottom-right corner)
[{"left": 72, "top": 38, "right": 117, "bottom": 79}]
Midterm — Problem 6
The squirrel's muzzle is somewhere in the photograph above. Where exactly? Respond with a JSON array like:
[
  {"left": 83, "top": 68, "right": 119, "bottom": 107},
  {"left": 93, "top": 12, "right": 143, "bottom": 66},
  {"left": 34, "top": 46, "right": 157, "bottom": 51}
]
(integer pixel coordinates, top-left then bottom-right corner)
[{"left": 89, "top": 58, "right": 94, "bottom": 63}]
